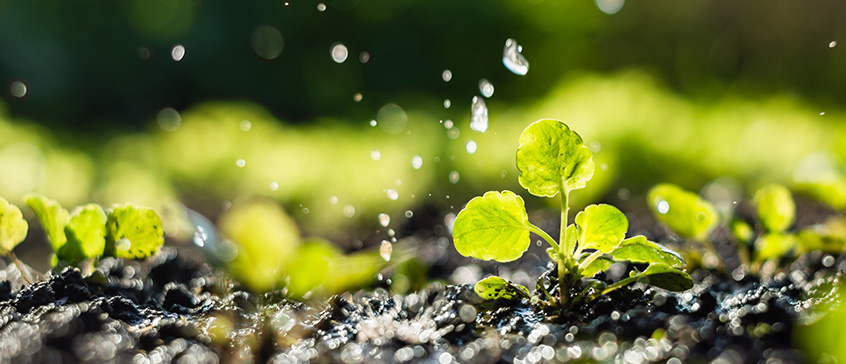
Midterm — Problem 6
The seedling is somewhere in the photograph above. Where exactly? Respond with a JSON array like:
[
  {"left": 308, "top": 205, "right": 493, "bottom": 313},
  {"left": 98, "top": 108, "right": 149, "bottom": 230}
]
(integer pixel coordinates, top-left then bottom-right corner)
[
  {"left": 453, "top": 119, "right": 692, "bottom": 309},
  {"left": 647, "top": 184, "right": 720, "bottom": 269},
  {"left": 0, "top": 196, "right": 34, "bottom": 283}
]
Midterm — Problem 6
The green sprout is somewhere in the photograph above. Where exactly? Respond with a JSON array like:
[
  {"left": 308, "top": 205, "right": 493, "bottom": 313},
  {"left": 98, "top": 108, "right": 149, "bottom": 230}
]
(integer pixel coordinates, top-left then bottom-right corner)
[
  {"left": 646, "top": 184, "right": 720, "bottom": 269},
  {"left": 453, "top": 119, "right": 692, "bottom": 309},
  {"left": 0, "top": 196, "right": 34, "bottom": 283}
]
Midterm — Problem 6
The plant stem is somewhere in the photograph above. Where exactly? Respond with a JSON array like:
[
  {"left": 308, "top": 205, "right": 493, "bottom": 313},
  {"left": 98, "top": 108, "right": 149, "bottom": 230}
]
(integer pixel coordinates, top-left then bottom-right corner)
[
  {"left": 527, "top": 224, "right": 559, "bottom": 252},
  {"left": 558, "top": 188, "right": 571, "bottom": 307},
  {"left": 598, "top": 273, "right": 643, "bottom": 297},
  {"left": 8, "top": 251, "right": 34, "bottom": 285},
  {"left": 577, "top": 250, "right": 606, "bottom": 272}
]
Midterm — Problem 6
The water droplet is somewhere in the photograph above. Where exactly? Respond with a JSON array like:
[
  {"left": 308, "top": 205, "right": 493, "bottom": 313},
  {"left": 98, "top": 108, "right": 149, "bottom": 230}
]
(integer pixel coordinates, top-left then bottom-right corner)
[
  {"left": 444, "top": 213, "right": 457, "bottom": 234},
  {"left": 449, "top": 170, "right": 460, "bottom": 184},
  {"left": 302, "top": 208, "right": 310, "bottom": 214},
  {"left": 171, "top": 44, "right": 186, "bottom": 61},
  {"left": 500, "top": 170, "right": 507, "bottom": 179},
  {"left": 589, "top": 141, "right": 602, "bottom": 153},
  {"left": 441, "top": 69, "right": 452, "bottom": 82},
  {"left": 329, "top": 195, "right": 338, "bottom": 205},
  {"left": 600, "top": 163, "right": 608, "bottom": 171},
  {"left": 240, "top": 120, "right": 252, "bottom": 131},
  {"left": 465, "top": 140, "right": 477, "bottom": 154},
  {"left": 157, "top": 107, "right": 181, "bottom": 131},
  {"left": 618, "top": 188, "right": 630, "bottom": 201},
  {"left": 478, "top": 79, "right": 494, "bottom": 98},
  {"left": 359, "top": 51, "right": 370, "bottom": 63},
  {"left": 387, "top": 228, "right": 396, "bottom": 237},
  {"left": 378, "top": 213, "right": 391, "bottom": 227},
  {"left": 317, "top": 2, "right": 326, "bottom": 11},
  {"left": 412, "top": 155, "right": 423, "bottom": 169},
  {"left": 502, "top": 38, "right": 529, "bottom": 75},
  {"left": 405, "top": 210, "right": 413, "bottom": 218},
  {"left": 447, "top": 127, "right": 460, "bottom": 140},
  {"left": 470, "top": 96, "right": 488, "bottom": 133},
  {"left": 331, "top": 43, "right": 348, "bottom": 63},
  {"left": 283, "top": 2, "right": 290, "bottom": 6},
  {"left": 830, "top": 41, "right": 838, "bottom": 48},
  {"left": 444, "top": 99, "right": 451, "bottom": 108},
  {"left": 380, "top": 240, "right": 393, "bottom": 261},
  {"left": 115, "top": 238, "right": 131, "bottom": 251},
  {"left": 9, "top": 80, "right": 27, "bottom": 98},
  {"left": 342, "top": 205, "right": 355, "bottom": 217},
  {"left": 820, "top": 112, "right": 826, "bottom": 116},
  {"left": 595, "top": 0, "right": 625, "bottom": 15},
  {"left": 236, "top": 159, "right": 246, "bottom": 167},
  {"left": 251, "top": 25, "right": 284, "bottom": 60},
  {"left": 353, "top": 93, "right": 363, "bottom": 102},
  {"left": 386, "top": 189, "right": 399, "bottom": 200},
  {"left": 377, "top": 103, "right": 408, "bottom": 134},
  {"left": 657, "top": 200, "right": 670, "bottom": 214},
  {"left": 369, "top": 119, "right": 377, "bottom": 127},
  {"left": 370, "top": 150, "right": 381, "bottom": 161},
  {"left": 443, "top": 119, "right": 454, "bottom": 129}
]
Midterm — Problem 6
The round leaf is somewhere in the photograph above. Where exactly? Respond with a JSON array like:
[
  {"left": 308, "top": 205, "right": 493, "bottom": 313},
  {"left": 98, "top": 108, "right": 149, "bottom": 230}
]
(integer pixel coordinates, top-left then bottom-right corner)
[
  {"left": 638, "top": 263, "right": 693, "bottom": 292},
  {"left": 62, "top": 204, "right": 107, "bottom": 262},
  {"left": 474, "top": 275, "right": 531, "bottom": 301},
  {"left": 581, "top": 256, "right": 614, "bottom": 278},
  {"left": 516, "top": 119, "right": 594, "bottom": 197},
  {"left": 647, "top": 184, "right": 718, "bottom": 241},
  {"left": 753, "top": 183, "right": 795, "bottom": 233},
  {"left": 285, "top": 239, "right": 339, "bottom": 299},
  {"left": 0, "top": 197, "right": 28, "bottom": 255},
  {"left": 754, "top": 233, "right": 795, "bottom": 262},
  {"left": 609, "top": 236, "right": 685, "bottom": 268},
  {"left": 453, "top": 190, "right": 532, "bottom": 262},
  {"left": 105, "top": 204, "right": 165, "bottom": 259},
  {"left": 575, "top": 204, "right": 628, "bottom": 253},
  {"left": 25, "top": 194, "right": 69, "bottom": 251}
]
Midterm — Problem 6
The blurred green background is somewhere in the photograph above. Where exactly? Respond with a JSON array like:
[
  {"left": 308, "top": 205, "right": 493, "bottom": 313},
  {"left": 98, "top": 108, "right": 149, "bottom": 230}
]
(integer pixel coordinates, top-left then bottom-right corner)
[{"left": 1, "top": 0, "right": 846, "bottom": 261}]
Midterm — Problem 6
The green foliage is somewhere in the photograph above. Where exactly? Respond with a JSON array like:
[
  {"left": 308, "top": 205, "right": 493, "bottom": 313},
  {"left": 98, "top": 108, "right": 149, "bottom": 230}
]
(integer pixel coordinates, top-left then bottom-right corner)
[
  {"left": 0, "top": 197, "right": 28, "bottom": 255},
  {"left": 753, "top": 183, "right": 795, "bottom": 233},
  {"left": 455, "top": 119, "right": 692, "bottom": 309},
  {"left": 62, "top": 204, "right": 107, "bottom": 262},
  {"left": 453, "top": 190, "right": 533, "bottom": 262},
  {"left": 474, "top": 276, "right": 531, "bottom": 301},
  {"left": 647, "top": 184, "right": 718, "bottom": 241},
  {"left": 25, "top": 194, "right": 69, "bottom": 252},
  {"left": 105, "top": 204, "right": 164, "bottom": 259},
  {"left": 516, "top": 119, "right": 594, "bottom": 197}
]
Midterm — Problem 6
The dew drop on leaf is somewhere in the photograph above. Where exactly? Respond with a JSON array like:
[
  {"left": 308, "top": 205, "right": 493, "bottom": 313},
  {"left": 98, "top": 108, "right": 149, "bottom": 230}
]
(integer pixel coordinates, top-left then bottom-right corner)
[
  {"left": 502, "top": 38, "right": 529, "bottom": 75},
  {"left": 386, "top": 189, "right": 399, "bottom": 200},
  {"left": 331, "top": 43, "right": 348, "bottom": 63},
  {"left": 380, "top": 240, "right": 393, "bottom": 261},
  {"left": 378, "top": 213, "right": 390, "bottom": 227},
  {"left": 478, "top": 79, "right": 494, "bottom": 98},
  {"left": 470, "top": 96, "right": 488, "bottom": 133},
  {"left": 411, "top": 155, "right": 423, "bottom": 169},
  {"left": 449, "top": 170, "right": 460, "bottom": 184},
  {"left": 441, "top": 69, "right": 452, "bottom": 82},
  {"left": 115, "top": 238, "right": 131, "bottom": 252}
]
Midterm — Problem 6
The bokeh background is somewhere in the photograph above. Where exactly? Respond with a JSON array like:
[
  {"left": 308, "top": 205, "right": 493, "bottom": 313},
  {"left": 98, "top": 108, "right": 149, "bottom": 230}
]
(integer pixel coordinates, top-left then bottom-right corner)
[{"left": 1, "top": 0, "right": 846, "bottom": 268}]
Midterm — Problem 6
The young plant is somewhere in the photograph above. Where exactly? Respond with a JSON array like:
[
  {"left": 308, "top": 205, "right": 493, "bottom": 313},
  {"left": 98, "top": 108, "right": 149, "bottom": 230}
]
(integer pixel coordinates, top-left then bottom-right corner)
[
  {"left": 0, "top": 196, "right": 34, "bottom": 282},
  {"left": 646, "top": 184, "right": 720, "bottom": 269},
  {"left": 453, "top": 119, "right": 692, "bottom": 309}
]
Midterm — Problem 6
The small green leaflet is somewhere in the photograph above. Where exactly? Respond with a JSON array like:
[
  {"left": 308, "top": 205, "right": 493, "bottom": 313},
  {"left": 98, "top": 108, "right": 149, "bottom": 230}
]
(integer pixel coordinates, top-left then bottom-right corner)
[
  {"left": 636, "top": 263, "right": 693, "bottom": 292},
  {"left": 581, "top": 255, "right": 614, "bottom": 278},
  {"left": 62, "top": 204, "right": 107, "bottom": 262},
  {"left": 754, "top": 233, "right": 795, "bottom": 262},
  {"left": 516, "top": 119, "right": 594, "bottom": 198},
  {"left": 474, "top": 275, "right": 531, "bottom": 301},
  {"left": 25, "top": 194, "right": 69, "bottom": 251},
  {"left": 0, "top": 197, "right": 28, "bottom": 255},
  {"left": 647, "top": 184, "right": 718, "bottom": 241},
  {"left": 753, "top": 184, "right": 795, "bottom": 233},
  {"left": 285, "top": 239, "right": 337, "bottom": 299},
  {"left": 609, "top": 236, "right": 685, "bottom": 267},
  {"left": 105, "top": 204, "right": 165, "bottom": 259},
  {"left": 453, "top": 190, "right": 532, "bottom": 262},
  {"left": 575, "top": 204, "right": 628, "bottom": 253}
]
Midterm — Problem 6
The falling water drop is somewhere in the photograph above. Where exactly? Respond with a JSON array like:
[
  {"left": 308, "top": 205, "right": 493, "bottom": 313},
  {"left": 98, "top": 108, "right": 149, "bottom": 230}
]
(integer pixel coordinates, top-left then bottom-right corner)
[
  {"left": 595, "top": 0, "right": 625, "bottom": 15},
  {"left": 449, "top": 170, "right": 460, "bottom": 184},
  {"left": 478, "top": 79, "right": 495, "bottom": 98},
  {"left": 269, "top": 181, "right": 279, "bottom": 191},
  {"left": 441, "top": 69, "right": 452, "bottom": 82},
  {"left": 171, "top": 45, "right": 186, "bottom": 61},
  {"left": 502, "top": 38, "right": 529, "bottom": 75},
  {"left": 380, "top": 240, "right": 393, "bottom": 261},
  {"left": 236, "top": 159, "right": 246, "bottom": 167},
  {"left": 329, "top": 196, "right": 338, "bottom": 205},
  {"left": 369, "top": 120, "right": 377, "bottom": 127},
  {"left": 466, "top": 140, "right": 477, "bottom": 154},
  {"left": 412, "top": 155, "right": 423, "bottom": 169},
  {"left": 444, "top": 99, "right": 451, "bottom": 109},
  {"left": 331, "top": 43, "right": 349, "bottom": 63},
  {"left": 240, "top": 120, "right": 252, "bottom": 131},
  {"left": 157, "top": 108, "right": 181, "bottom": 131},
  {"left": 386, "top": 189, "right": 399, "bottom": 200},
  {"left": 405, "top": 210, "right": 413, "bottom": 218},
  {"left": 830, "top": 41, "right": 838, "bottom": 48},
  {"left": 657, "top": 200, "right": 670, "bottom": 214},
  {"left": 342, "top": 205, "right": 356, "bottom": 217},
  {"left": 9, "top": 81, "right": 27, "bottom": 98},
  {"left": 317, "top": 3, "right": 326, "bottom": 11},
  {"left": 443, "top": 120, "right": 454, "bottom": 129},
  {"left": 470, "top": 96, "right": 489, "bottom": 133},
  {"left": 359, "top": 51, "right": 370, "bottom": 63},
  {"left": 353, "top": 93, "right": 363, "bottom": 102},
  {"left": 378, "top": 213, "right": 391, "bottom": 227},
  {"left": 371, "top": 150, "right": 381, "bottom": 161}
]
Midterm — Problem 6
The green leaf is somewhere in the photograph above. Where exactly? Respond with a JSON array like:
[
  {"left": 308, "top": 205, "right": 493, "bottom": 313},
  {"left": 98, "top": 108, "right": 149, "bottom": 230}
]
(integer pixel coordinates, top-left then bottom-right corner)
[
  {"left": 285, "top": 239, "right": 338, "bottom": 299},
  {"left": 563, "top": 223, "right": 578, "bottom": 257},
  {"left": 25, "top": 194, "right": 69, "bottom": 252},
  {"left": 105, "top": 204, "right": 165, "bottom": 259},
  {"left": 795, "top": 216, "right": 846, "bottom": 254},
  {"left": 474, "top": 276, "right": 531, "bottom": 301},
  {"left": 609, "top": 236, "right": 685, "bottom": 268},
  {"left": 0, "top": 197, "right": 28, "bottom": 255},
  {"left": 754, "top": 233, "right": 795, "bottom": 262},
  {"left": 61, "top": 204, "right": 107, "bottom": 262},
  {"left": 581, "top": 255, "right": 614, "bottom": 277},
  {"left": 575, "top": 204, "right": 628, "bottom": 253},
  {"left": 220, "top": 199, "right": 300, "bottom": 292},
  {"left": 753, "top": 183, "right": 795, "bottom": 233},
  {"left": 516, "top": 119, "right": 595, "bottom": 197},
  {"left": 647, "top": 184, "right": 718, "bottom": 241},
  {"left": 637, "top": 263, "right": 693, "bottom": 292},
  {"left": 453, "top": 190, "right": 532, "bottom": 262},
  {"left": 731, "top": 219, "right": 754, "bottom": 245}
]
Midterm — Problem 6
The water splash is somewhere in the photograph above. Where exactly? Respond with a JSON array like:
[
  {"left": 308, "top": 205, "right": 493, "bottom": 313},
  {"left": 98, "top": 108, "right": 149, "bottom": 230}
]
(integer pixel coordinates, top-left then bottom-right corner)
[
  {"left": 411, "top": 155, "right": 423, "bottom": 169},
  {"left": 380, "top": 240, "right": 393, "bottom": 261},
  {"left": 378, "top": 213, "right": 391, "bottom": 227},
  {"left": 478, "top": 79, "right": 495, "bottom": 98},
  {"left": 470, "top": 96, "right": 488, "bottom": 133},
  {"left": 465, "top": 140, "right": 477, "bottom": 154},
  {"left": 386, "top": 189, "right": 399, "bottom": 200},
  {"left": 502, "top": 38, "right": 529, "bottom": 75},
  {"left": 449, "top": 170, "right": 460, "bottom": 184},
  {"left": 442, "top": 69, "right": 453, "bottom": 82},
  {"left": 331, "top": 43, "right": 348, "bottom": 63}
]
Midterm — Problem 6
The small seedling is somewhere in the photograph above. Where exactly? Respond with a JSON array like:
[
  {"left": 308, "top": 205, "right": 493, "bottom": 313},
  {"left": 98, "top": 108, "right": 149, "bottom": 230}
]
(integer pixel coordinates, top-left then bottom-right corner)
[
  {"left": 453, "top": 119, "right": 692, "bottom": 309},
  {"left": 0, "top": 196, "right": 34, "bottom": 282},
  {"left": 646, "top": 184, "right": 720, "bottom": 269}
]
